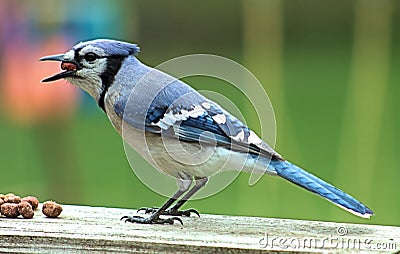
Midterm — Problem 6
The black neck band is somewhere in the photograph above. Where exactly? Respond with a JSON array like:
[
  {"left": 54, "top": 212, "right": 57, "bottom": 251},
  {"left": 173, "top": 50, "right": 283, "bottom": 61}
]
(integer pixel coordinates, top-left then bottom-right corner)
[{"left": 98, "top": 57, "right": 125, "bottom": 112}]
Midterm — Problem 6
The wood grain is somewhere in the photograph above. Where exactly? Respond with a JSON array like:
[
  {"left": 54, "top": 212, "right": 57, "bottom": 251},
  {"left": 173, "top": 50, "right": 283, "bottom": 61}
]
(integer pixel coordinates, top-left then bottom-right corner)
[{"left": 0, "top": 204, "right": 398, "bottom": 253}]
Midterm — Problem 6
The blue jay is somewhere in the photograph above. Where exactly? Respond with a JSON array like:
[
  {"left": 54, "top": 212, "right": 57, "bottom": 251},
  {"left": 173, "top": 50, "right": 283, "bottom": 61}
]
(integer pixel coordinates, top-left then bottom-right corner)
[{"left": 40, "top": 39, "right": 373, "bottom": 225}]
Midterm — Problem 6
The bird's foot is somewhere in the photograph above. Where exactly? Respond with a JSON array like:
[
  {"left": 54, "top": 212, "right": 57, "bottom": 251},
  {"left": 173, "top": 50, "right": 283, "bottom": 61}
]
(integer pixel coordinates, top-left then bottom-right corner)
[
  {"left": 137, "top": 207, "right": 200, "bottom": 217},
  {"left": 121, "top": 215, "right": 183, "bottom": 225}
]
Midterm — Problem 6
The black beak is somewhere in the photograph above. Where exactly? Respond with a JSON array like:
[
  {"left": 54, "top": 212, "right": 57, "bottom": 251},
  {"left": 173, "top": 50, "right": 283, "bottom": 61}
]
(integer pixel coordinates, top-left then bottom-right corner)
[
  {"left": 40, "top": 54, "right": 79, "bottom": 82},
  {"left": 39, "top": 54, "right": 65, "bottom": 62}
]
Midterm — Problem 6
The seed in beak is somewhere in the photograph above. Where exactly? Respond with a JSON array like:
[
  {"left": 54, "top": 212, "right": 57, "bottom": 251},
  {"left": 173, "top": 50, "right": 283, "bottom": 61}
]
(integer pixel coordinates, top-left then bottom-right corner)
[{"left": 61, "top": 62, "right": 78, "bottom": 71}]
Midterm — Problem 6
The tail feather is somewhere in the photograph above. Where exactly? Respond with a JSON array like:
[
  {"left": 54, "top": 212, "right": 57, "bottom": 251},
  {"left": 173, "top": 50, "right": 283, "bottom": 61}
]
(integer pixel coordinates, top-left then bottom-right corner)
[{"left": 269, "top": 159, "right": 374, "bottom": 218}]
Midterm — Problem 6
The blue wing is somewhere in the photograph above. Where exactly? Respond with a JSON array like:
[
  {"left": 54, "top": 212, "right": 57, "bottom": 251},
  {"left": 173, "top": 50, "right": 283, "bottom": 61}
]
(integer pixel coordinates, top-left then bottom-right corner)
[{"left": 116, "top": 89, "right": 280, "bottom": 159}]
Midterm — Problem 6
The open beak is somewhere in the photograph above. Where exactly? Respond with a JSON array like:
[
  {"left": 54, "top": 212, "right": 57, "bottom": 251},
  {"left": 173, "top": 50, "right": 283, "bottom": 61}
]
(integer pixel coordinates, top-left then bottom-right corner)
[{"left": 40, "top": 54, "right": 80, "bottom": 82}]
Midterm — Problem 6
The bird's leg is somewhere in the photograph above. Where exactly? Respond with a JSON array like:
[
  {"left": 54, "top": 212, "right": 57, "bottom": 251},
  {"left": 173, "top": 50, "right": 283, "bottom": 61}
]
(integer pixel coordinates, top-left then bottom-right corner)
[
  {"left": 139, "top": 178, "right": 208, "bottom": 217},
  {"left": 122, "top": 179, "right": 193, "bottom": 225},
  {"left": 121, "top": 187, "right": 188, "bottom": 225},
  {"left": 165, "top": 177, "right": 208, "bottom": 217}
]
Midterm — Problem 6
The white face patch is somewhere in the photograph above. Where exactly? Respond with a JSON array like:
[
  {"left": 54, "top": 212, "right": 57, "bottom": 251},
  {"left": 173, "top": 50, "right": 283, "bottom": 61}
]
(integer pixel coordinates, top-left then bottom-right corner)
[
  {"left": 65, "top": 45, "right": 108, "bottom": 101},
  {"left": 79, "top": 45, "right": 107, "bottom": 57},
  {"left": 63, "top": 49, "right": 75, "bottom": 61}
]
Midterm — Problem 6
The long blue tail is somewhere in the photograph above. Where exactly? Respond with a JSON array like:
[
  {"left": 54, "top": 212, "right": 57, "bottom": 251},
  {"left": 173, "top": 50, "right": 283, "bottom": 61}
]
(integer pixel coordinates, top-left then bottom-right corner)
[{"left": 269, "top": 159, "right": 373, "bottom": 218}]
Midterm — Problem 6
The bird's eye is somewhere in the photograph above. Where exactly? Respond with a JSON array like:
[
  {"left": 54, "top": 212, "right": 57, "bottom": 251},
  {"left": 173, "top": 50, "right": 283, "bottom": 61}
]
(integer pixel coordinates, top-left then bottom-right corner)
[{"left": 84, "top": 52, "right": 99, "bottom": 62}]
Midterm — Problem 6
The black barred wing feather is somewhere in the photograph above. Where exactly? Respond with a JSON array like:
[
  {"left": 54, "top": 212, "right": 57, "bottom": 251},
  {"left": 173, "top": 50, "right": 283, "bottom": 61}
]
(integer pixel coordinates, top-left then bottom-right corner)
[
  {"left": 117, "top": 95, "right": 280, "bottom": 160},
  {"left": 175, "top": 102, "right": 280, "bottom": 159}
]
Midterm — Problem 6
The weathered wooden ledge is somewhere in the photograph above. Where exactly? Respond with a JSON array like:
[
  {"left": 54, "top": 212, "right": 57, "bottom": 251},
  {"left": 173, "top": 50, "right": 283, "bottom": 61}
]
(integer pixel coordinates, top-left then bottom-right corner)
[{"left": 0, "top": 204, "right": 398, "bottom": 253}]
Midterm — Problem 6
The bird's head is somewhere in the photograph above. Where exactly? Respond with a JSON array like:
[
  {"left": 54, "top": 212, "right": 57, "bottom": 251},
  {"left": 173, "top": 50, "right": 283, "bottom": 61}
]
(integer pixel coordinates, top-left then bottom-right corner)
[{"left": 40, "top": 39, "right": 140, "bottom": 102}]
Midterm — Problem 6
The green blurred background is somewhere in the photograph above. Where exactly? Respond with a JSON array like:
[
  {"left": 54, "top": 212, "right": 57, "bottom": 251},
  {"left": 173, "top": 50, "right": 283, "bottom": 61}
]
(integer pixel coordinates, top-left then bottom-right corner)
[{"left": 0, "top": 0, "right": 399, "bottom": 226}]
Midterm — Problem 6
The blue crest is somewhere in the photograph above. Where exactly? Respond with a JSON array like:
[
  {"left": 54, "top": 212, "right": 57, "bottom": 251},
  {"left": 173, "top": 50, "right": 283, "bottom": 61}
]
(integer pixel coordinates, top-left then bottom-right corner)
[{"left": 73, "top": 39, "right": 140, "bottom": 56}]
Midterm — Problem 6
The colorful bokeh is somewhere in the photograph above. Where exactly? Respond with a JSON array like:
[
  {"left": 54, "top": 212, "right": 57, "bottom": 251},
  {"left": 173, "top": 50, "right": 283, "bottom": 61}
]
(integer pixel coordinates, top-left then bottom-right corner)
[{"left": 0, "top": 0, "right": 398, "bottom": 226}]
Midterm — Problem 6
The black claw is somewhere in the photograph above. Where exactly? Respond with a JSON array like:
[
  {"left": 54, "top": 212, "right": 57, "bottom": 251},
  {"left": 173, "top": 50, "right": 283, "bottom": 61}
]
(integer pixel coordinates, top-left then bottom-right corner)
[
  {"left": 167, "top": 208, "right": 200, "bottom": 217},
  {"left": 171, "top": 217, "right": 183, "bottom": 225},
  {"left": 136, "top": 208, "right": 146, "bottom": 213},
  {"left": 121, "top": 215, "right": 183, "bottom": 225},
  {"left": 184, "top": 208, "right": 200, "bottom": 217},
  {"left": 137, "top": 207, "right": 158, "bottom": 214},
  {"left": 135, "top": 207, "right": 200, "bottom": 217}
]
